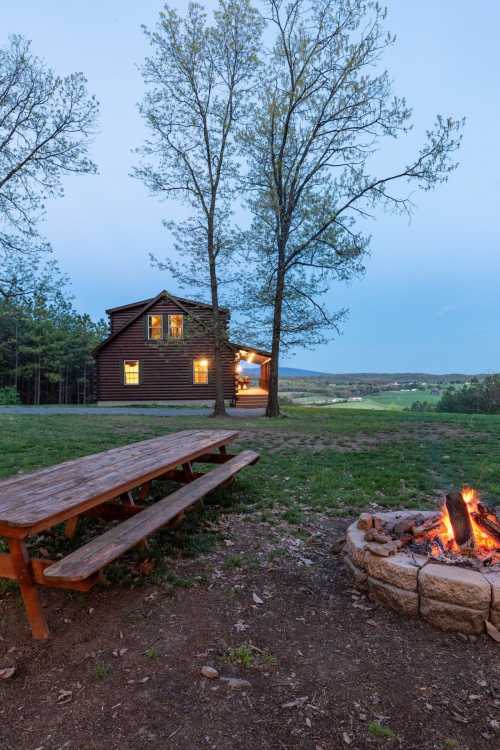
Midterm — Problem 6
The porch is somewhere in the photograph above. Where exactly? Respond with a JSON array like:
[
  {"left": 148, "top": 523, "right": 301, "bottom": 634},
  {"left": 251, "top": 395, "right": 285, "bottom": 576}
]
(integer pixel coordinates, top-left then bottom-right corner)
[{"left": 230, "top": 343, "right": 272, "bottom": 409}]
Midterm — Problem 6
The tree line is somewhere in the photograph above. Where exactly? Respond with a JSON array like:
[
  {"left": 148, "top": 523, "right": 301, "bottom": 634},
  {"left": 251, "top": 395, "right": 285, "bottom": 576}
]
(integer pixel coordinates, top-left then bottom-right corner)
[
  {"left": 1, "top": 3, "right": 464, "bottom": 414},
  {"left": 0, "top": 273, "right": 107, "bottom": 405},
  {"left": 436, "top": 377, "right": 500, "bottom": 415}
]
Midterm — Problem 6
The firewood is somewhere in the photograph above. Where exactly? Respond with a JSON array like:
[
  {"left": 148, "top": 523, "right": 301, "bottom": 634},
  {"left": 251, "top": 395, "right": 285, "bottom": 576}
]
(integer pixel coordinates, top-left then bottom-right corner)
[
  {"left": 412, "top": 515, "right": 443, "bottom": 536},
  {"left": 445, "top": 491, "right": 474, "bottom": 548},
  {"left": 471, "top": 512, "right": 500, "bottom": 544}
]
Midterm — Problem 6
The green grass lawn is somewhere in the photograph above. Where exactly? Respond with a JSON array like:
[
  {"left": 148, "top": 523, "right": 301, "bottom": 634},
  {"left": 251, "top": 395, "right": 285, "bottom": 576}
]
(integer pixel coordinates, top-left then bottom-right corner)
[
  {"left": 1, "top": 407, "right": 499, "bottom": 509},
  {"left": 1, "top": 407, "right": 499, "bottom": 585}
]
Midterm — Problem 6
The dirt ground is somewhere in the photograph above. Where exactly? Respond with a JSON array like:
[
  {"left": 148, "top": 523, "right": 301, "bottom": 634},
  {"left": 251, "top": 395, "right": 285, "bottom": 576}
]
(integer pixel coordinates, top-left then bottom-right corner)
[{"left": 1, "top": 509, "right": 499, "bottom": 750}]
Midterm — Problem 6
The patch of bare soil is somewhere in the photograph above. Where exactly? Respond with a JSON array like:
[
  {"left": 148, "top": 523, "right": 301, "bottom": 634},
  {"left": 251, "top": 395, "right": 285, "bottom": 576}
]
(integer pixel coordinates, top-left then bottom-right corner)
[
  {"left": 1, "top": 512, "right": 498, "bottom": 750},
  {"left": 237, "top": 424, "right": 487, "bottom": 453}
]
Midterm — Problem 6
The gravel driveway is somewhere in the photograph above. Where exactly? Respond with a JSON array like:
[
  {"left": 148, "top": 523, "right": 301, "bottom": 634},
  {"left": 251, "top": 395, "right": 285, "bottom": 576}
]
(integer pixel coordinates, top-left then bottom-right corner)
[{"left": 0, "top": 405, "right": 265, "bottom": 417}]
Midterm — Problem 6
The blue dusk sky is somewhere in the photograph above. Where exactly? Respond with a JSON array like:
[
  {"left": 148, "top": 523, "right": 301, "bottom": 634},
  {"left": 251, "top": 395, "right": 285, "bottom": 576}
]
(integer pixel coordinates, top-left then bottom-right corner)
[{"left": 2, "top": 1, "right": 499, "bottom": 374}]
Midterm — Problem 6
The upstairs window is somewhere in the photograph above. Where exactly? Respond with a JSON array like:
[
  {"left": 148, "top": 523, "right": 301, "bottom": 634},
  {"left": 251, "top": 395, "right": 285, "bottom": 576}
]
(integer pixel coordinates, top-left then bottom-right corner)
[
  {"left": 168, "top": 314, "right": 184, "bottom": 338},
  {"left": 193, "top": 358, "right": 208, "bottom": 385},
  {"left": 123, "top": 359, "right": 140, "bottom": 385},
  {"left": 148, "top": 314, "right": 163, "bottom": 340}
]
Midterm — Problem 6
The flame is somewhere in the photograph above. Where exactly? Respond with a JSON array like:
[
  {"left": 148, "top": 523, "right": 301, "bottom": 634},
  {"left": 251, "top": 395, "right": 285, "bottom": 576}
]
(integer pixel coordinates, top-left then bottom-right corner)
[{"left": 438, "top": 486, "right": 497, "bottom": 553}]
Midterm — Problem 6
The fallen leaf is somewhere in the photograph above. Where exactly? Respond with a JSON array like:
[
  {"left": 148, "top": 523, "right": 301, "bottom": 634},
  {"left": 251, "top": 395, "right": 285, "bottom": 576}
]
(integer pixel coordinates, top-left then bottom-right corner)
[
  {"left": 252, "top": 592, "right": 263, "bottom": 605},
  {"left": 0, "top": 667, "right": 15, "bottom": 680},
  {"left": 57, "top": 689, "right": 73, "bottom": 705},
  {"left": 342, "top": 732, "right": 352, "bottom": 744},
  {"left": 137, "top": 559, "right": 155, "bottom": 576},
  {"left": 282, "top": 696, "right": 308, "bottom": 709},
  {"left": 451, "top": 712, "right": 470, "bottom": 724}
]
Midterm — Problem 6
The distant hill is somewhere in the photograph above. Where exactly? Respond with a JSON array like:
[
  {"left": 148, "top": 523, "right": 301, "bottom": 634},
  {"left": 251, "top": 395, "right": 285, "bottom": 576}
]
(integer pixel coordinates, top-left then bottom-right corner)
[
  {"left": 278, "top": 366, "right": 332, "bottom": 377},
  {"left": 240, "top": 362, "right": 482, "bottom": 383},
  {"left": 241, "top": 363, "right": 331, "bottom": 378}
]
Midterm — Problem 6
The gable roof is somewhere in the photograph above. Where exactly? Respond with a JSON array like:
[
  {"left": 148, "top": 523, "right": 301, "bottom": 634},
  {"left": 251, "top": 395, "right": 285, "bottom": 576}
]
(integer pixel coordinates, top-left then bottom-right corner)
[
  {"left": 106, "top": 293, "right": 229, "bottom": 316},
  {"left": 94, "top": 290, "right": 271, "bottom": 359},
  {"left": 93, "top": 291, "right": 166, "bottom": 354},
  {"left": 95, "top": 289, "right": 229, "bottom": 355}
]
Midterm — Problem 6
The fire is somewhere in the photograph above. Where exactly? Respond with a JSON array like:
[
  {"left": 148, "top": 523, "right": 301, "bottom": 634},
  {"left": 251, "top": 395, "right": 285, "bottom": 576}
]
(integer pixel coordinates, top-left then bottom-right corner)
[{"left": 440, "top": 486, "right": 497, "bottom": 553}]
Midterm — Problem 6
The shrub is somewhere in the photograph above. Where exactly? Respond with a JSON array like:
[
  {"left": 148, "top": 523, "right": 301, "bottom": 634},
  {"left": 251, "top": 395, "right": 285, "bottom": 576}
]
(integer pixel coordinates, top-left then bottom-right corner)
[
  {"left": 0, "top": 387, "right": 19, "bottom": 405},
  {"left": 437, "top": 375, "right": 500, "bottom": 414}
]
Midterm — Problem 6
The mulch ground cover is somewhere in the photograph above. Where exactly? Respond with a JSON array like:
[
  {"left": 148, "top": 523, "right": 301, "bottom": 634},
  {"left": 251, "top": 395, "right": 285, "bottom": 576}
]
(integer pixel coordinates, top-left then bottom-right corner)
[{"left": 1, "top": 508, "right": 499, "bottom": 750}]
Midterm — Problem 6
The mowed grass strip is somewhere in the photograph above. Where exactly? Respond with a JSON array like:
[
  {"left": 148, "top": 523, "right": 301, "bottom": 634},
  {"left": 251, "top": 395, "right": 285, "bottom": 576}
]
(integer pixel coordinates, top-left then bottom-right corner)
[
  {"left": 1, "top": 408, "right": 499, "bottom": 509},
  {"left": 1, "top": 408, "right": 499, "bottom": 587}
]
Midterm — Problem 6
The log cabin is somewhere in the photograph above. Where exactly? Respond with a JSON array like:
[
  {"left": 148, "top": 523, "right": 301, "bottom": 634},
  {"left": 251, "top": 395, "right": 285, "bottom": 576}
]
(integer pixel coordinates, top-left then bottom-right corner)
[{"left": 93, "top": 290, "right": 271, "bottom": 408}]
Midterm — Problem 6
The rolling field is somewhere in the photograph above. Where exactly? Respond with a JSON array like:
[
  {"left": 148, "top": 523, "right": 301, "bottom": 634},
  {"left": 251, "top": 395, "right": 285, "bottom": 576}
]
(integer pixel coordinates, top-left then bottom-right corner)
[{"left": 328, "top": 388, "right": 441, "bottom": 411}]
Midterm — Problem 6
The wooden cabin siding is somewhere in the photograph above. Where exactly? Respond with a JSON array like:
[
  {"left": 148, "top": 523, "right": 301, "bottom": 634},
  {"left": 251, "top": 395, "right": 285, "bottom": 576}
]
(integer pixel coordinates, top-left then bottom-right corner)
[
  {"left": 109, "top": 309, "right": 137, "bottom": 334},
  {"left": 96, "top": 297, "right": 235, "bottom": 402}
]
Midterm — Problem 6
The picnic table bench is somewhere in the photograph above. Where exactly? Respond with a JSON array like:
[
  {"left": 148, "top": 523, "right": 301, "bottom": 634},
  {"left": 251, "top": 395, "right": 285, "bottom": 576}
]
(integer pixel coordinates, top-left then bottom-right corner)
[{"left": 0, "top": 429, "right": 259, "bottom": 639}]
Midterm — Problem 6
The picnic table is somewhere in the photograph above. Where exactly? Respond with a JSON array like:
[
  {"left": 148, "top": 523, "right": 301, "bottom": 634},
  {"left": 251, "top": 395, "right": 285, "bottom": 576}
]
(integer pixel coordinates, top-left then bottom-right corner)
[{"left": 0, "top": 429, "right": 259, "bottom": 639}]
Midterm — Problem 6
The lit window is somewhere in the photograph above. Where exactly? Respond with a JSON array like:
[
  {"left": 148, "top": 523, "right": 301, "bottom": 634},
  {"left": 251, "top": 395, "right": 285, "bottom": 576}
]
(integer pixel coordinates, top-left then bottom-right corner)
[
  {"left": 168, "top": 314, "right": 183, "bottom": 338},
  {"left": 193, "top": 358, "right": 208, "bottom": 385},
  {"left": 124, "top": 360, "right": 140, "bottom": 385},
  {"left": 148, "top": 314, "right": 163, "bottom": 340}
]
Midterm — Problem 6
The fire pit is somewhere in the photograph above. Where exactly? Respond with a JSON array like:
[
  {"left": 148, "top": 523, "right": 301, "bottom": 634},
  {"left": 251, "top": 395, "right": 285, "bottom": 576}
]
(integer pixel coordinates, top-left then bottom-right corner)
[{"left": 345, "top": 488, "right": 500, "bottom": 635}]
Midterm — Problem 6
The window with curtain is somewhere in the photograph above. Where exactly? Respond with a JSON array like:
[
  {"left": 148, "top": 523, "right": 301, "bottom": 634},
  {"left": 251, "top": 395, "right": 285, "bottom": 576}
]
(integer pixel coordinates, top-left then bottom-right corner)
[
  {"left": 193, "top": 358, "right": 208, "bottom": 384},
  {"left": 168, "top": 314, "right": 184, "bottom": 338},
  {"left": 123, "top": 360, "right": 140, "bottom": 385},
  {"left": 148, "top": 314, "right": 163, "bottom": 340}
]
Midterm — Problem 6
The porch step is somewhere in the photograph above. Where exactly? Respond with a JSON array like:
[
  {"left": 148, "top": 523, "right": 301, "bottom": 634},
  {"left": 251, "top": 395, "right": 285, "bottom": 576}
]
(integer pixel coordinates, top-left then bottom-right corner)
[{"left": 235, "top": 396, "right": 268, "bottom": 409}]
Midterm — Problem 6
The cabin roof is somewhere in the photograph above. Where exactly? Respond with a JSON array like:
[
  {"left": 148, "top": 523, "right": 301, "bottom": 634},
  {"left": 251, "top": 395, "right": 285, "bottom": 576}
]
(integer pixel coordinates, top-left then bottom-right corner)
[
  {"left": 106, "top": 292, "right": 229, "bottom": 315},
  {"left": 94, "top": 290, "right": 271, "bottom": 359}
]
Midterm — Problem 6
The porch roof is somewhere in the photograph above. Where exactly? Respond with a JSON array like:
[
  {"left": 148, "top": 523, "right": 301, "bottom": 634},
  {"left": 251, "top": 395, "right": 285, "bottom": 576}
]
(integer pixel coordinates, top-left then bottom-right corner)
[{"left": 228, "top": 341, "right": 272, "bottom": 364}]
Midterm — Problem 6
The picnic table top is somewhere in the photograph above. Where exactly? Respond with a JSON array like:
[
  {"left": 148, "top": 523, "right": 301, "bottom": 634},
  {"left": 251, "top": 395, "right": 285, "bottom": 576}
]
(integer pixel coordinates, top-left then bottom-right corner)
[{"left": 0, "top": 429, "right": 238, "bottom": 532}]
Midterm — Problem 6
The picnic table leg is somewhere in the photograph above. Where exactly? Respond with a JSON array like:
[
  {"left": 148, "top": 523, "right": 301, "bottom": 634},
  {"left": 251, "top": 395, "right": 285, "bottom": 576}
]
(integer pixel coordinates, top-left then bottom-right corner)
[
  {"left": 182, "top": 462, "right": 195, "bottom": 482},
  {"left": 7, "top": 539, "right": 49, "bottom": 640},
  {"left": 64, "top": 517, "right": 79, "bottom": 539},
  {"left": 138, "top": 482, "right": 151, "bottom": 502}
]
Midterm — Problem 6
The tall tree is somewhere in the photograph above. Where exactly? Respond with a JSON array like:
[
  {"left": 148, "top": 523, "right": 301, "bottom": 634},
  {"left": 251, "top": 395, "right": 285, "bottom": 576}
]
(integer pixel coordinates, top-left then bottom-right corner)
[
  {"left": 0, "top": 35, "right": 98, "bottom": 300},
  {"left": 242, "top": 0, "right": 464, "bottom": 417},
  {"left": 135, "top": 0, "right": 264, "bottom": 416}
]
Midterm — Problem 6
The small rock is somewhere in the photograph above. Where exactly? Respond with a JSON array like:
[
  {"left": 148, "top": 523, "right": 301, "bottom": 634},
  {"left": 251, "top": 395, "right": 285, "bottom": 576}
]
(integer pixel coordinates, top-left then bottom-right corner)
[
  {"left": 201, "top": 666, "right": 219, "bottom": 680},
  {"left": 221, "top": 677, "right": 251, "bottom": 689},
  {"left": 331, "top": 536, "right": 346, "bottom": 554},
  {"left": 486, "top": 621, "right": 500, "bottom": 644}
]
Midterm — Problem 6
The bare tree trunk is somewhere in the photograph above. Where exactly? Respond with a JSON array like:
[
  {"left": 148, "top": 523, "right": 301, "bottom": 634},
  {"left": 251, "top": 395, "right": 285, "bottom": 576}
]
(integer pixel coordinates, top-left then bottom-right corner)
[
  {"left": 13, "top": 320, "right": 18, "bottom": 394},
  {"left": 266, "top": 262, "right": 285, "bottom": 418},
  {"left": 208, "top": 218, "right": 227, "bottom": 418}
]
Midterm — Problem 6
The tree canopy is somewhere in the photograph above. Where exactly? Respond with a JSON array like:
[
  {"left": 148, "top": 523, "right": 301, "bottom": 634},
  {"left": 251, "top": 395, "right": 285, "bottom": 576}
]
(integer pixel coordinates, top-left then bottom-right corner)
[
  {"left": 0, "top": 35, "right": 98, "bottom": 301},
  {"left": 135, "top": 0, "right": 264, "bottom": 415},
  {"left": 238, "top": 0, "right": 464, "bottom": 416}
]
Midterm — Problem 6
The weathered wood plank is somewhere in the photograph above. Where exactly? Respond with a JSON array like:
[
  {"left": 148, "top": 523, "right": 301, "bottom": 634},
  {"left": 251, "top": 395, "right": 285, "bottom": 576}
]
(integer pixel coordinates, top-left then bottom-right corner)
[
  {"left": 0, "top": 430, "right": 239, "bottom": 531},
  {"left": 44, "top": 450, "right": 260, "bottom": 582}
]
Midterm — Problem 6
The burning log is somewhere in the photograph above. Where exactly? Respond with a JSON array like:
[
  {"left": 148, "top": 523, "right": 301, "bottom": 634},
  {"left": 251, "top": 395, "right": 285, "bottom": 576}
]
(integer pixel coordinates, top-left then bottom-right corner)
[
  {"left": 471, "top": 512, "right": 500, "bottom": 544},
  {"left": 413, "top": 515, "right": 444, "bottom": 537},
  {"left": 445, "top": 491, "right": 474, "bottom": 549}
]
